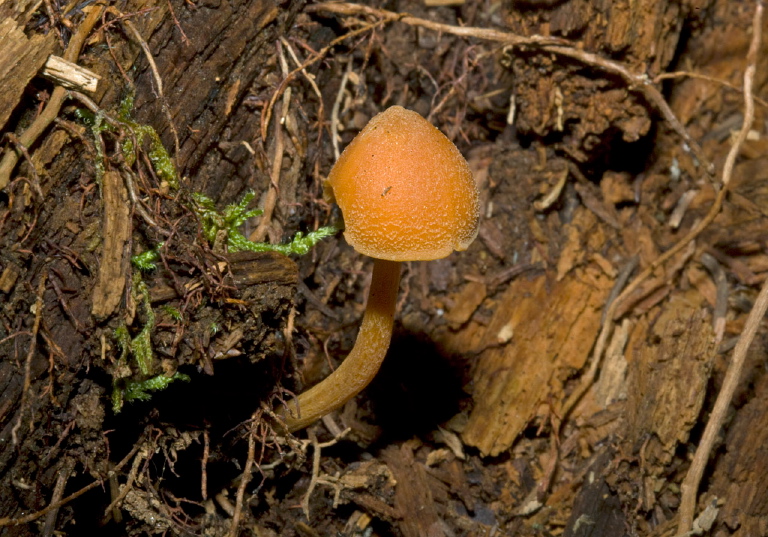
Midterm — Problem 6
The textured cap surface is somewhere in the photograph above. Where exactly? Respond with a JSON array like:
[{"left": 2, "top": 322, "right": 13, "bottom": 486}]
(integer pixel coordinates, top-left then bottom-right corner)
[{"left": 327, "top": 106, "right": 480, "bottom": 261}]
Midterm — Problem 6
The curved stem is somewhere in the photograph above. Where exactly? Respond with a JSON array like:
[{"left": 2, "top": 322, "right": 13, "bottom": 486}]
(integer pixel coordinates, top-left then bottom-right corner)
[{"left": 283, "top": 258, "right": 401, "bottom": 432}]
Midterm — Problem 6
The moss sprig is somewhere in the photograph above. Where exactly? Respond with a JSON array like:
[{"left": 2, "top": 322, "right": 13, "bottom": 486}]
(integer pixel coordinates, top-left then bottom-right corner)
[
  {"left": 131, "top": 242, "right": 164, "bottom": 272},
  {"left": 111, "top": 273, "right": 163, "bottom": 413},
  {"left": 75, "top": 92, "right": 179, "bottom": 188},
  {"left": 123, "top": 372, "right": 191, "bottom": 403},
  {"left": 191, "top": 191, "right": 337, "bottom": 255}
]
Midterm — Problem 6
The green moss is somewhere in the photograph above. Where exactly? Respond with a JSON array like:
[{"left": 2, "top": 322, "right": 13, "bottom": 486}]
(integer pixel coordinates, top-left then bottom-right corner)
[
  {"left": 253, "top": 227, "right": 338, "bottom": 256},
  {"left": 111, "top": 386, "right": 124, "bottom": 414},
  {"left": 114, "top": 325, "right": 130, "bottom": 362},
  {"left": 131, "top": 242, "right": 164, "bottom": 272},
  {"left": 123, "top": 372, "right": 191, "bottom": 403},
  {"left": 119, "top": 93, "right": 178, "bottom": 189},
  {"left": 73, "top": 108, "right": 111, "bottom": 180},
  {"left": 75, "top": 92, "right": 179, "bottom": 189},
  {"left": 192, "top": 190, "right": 260, "bottom": 246},
  {"left": 113, "top": 372, "right": 191, "bottom": 412},
  {"left": 111, "top": 273, "right": 162, "bottom": 413},
  {"left": 131, "top": 273, "right": 154, "bottom": 376},
  {"left": 191, "top": 191, "right": 338, "bottom": 255},
  {"left": 161, "top": 305, "right": 183, "bottom": 321},
  {"left": 75, "top": 94, "right": 337, "bottom": 415}
]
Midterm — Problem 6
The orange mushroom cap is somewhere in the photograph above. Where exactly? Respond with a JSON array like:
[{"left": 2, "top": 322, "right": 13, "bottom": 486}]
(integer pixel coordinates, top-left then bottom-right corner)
[{"left": 327, "top": 106, "right": 480, "bottom": 261}]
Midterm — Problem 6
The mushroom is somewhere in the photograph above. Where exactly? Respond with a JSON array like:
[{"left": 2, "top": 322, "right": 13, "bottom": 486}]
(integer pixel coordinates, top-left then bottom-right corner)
[{"left": 283, "top": 106, "right": 480, "bottom": 432}]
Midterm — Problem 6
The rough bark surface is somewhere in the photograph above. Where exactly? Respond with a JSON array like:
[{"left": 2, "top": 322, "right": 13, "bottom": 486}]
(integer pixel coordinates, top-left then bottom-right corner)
[{"left": 1, "top": 0, "right": 768, "bottom": 535}]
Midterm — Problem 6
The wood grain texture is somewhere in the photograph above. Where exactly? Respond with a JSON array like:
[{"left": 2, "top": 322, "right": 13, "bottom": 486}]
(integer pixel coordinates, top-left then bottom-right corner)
[
  {"left": 91, "top": 171, "right": 131, "bottom": 319},
  {"left": 132, "top": 0, "right": 280, "bottom": 175},
  {"left": 0, "top": 0, "right": 296, "bottom": 526},
  {"left": 148, "top": 250, "right": 298, "bottom": 303},
  {"left": 624, "top": 302, "right": 716, "bottom": 461},
  {"left": 707, "top": 370, "right": 768, "bottom": 537},
  {"left": 0, "top": 2, "right": 57, "bottom": 132},
  {"left": 382, "top": 442, "right": 445, "bottom": 537},
  {"left": 439, "top": 264, "right": 612, "bottom": 456}
]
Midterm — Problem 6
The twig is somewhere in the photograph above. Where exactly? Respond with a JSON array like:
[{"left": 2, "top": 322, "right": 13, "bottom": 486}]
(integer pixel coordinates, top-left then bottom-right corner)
[
  {"left": 280, "top": 37, "right": 324, "bottom": 114},
  {"left": 600, "top": 256, "right": 638, "bottom": 326},
  {"left": 322, "top": 413, "right": 348, "bottom": 438},
  {"left": 42, "top": 0, "right": 66, "bottom": 48},
  {"left": 700, "top": 253, "right": 728, "bottom": 344},
  {"left": 123, "top": 18, "right": 181, "bottom": 160},
  {"left": 11, "top": 269, "right": 48, "bottom": 446},
  {"left": 331, "top": 59, "right": 354, "bottom": 161},
  {"left": 301, "top": 431, "right": 322, "bottom": 520},
  {"left": 201, "top": 429, "right": 210, "bottom": 500},
  {"left": 307, "top": 2, "right": 712, "bottom": 175},
  {"left": 0, "top": 437, "right": 144, "bottom": 527},
  {"left": 301, "top": 428, "right": 350, "bottom": 519},
  {"left": 103, "top": 444, "right": 148, "bottom": 515},
  {"left": 227, "top": 413, "right": 258, "bottom": 537},
  {"left": 668, "top": 189, "right": 698, "bottom": 229},
  {"left": 165, "top": 0, "right": 190, "bottom": 46},
  {"left": 4, "top": 134, "right": 44, "bottom": 200},
  {"left": 679, "top": 283, "right": 768, "bottom": 532},
  {"left": 470, "top": 261, "right": 542, "bottom": 289},
  {"left": 654, "top": 70, "right": 768, "bottom": 109},
  {"left": 49, "top": 274, "right": 84, "bottom": 333},
  {"left": 676, "top": 2, "right": 763, "bottom": 533},
  {"left": 0, "top": 4, "right": 105, "bottom": 189},
  {"left": 0, "top": 332, "right": 33, "bottom": 346},
  {"left": 249, "top": 43, "right": 290, "bottom": 243},
  {"left": 307, "top": 2, "right": 568, "bottom": 47},
  {"left": 120, "top": 165, "right": 168, "bottom": 233},
  {"left": 65, "top": 90, "right": 117, "bottom": 123},
  {"left": 41, "top": 458, "right": 75, "bottom": 536},
  {"left": 99, "top": 6, "right": 155, "bottom": 87},
  {"left": 260, "top": 16, "right": 390, "bottom": 142}
]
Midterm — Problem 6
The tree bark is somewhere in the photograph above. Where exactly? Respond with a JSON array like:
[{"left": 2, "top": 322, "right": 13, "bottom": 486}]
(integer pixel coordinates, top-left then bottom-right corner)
[{"left": 0, "top": 0, "right": 302, "bottom": 530}]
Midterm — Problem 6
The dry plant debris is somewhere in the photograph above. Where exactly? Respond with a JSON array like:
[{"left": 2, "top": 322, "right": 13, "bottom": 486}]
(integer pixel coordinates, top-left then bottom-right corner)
[{"left": 1, "top": 0, "right": 768, "bottom": 536}]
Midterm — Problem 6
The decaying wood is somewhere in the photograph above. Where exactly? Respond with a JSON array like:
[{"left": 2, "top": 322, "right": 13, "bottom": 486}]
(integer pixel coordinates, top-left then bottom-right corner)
[
  {"left": 706, "top": 371, "right": 768, "bottom": 537},
  {"left": 624, "top": 305, "right": 715, "bottom": 461},
  {"left": 131, "top": 0, "right": 280, "bottom": 175},
  {"left": 439, "top": 261, "right": 613, "bottom": 457},
  {"left": 40, "top": 55, "right": 101, "bottom": 93},
  {"left": 3, "top": 0, "right": 768, "bottom": 534},
  {"left": 0, "top": 3, "right": 104, "bottom": 189},
  {"left": 563, "top": 452, "right": 626, "bottom": 537},
  {"left": 503, "top": 0, "right": 693, "bottom": 76},
  {"left": 382, "top": 442, "right": 445, "bottom": 537},
  {"left": 0, "top": 0, "right": 301, "bottom": 530},
  {"left": 443, "top": 281, "right": 486, "bottom": 326},
  {"left": 0, "top": 263, "right": 20, "bottom": 293},
  {"left": 0, "top": 2, "right": 57, "bottom": 132},
  {"left": 148, "top": 251, "right": 298, "bottom": 303},
  {"left": 91, "top": 171, "right": 131, "bottom": 319}
]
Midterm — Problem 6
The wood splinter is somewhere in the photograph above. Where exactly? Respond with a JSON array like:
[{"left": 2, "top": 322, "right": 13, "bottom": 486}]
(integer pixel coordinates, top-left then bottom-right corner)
[{"left": 41, "top": 55, "right": 101, "bottom": 93}]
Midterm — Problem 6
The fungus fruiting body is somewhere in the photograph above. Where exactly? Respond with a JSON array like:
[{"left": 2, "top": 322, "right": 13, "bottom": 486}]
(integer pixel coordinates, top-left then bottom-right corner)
[{"left": 282, "top": 106, "right": 479, "bottom": 432}]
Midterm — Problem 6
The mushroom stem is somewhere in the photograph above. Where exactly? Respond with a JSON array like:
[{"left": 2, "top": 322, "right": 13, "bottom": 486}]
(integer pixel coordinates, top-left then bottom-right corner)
[{"left": 283, "top": 258, "right": 401, "bottom": 432}]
